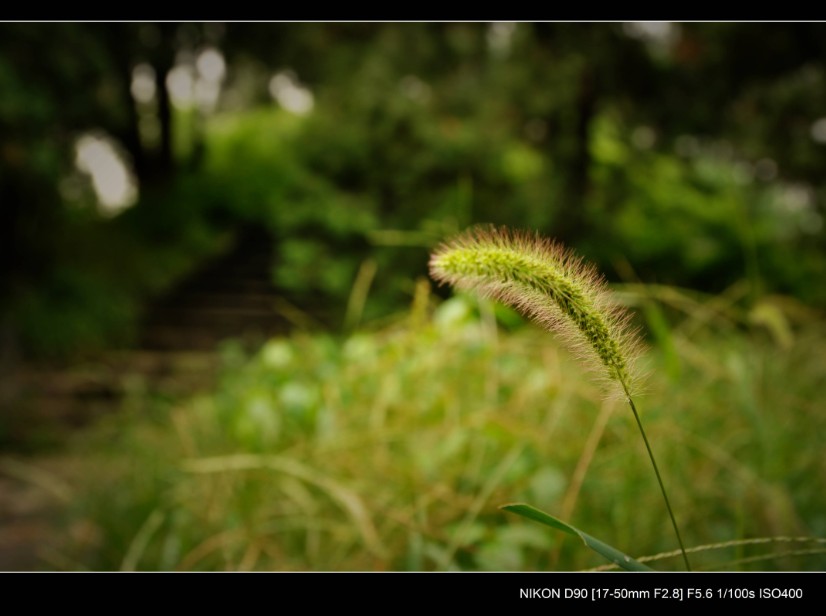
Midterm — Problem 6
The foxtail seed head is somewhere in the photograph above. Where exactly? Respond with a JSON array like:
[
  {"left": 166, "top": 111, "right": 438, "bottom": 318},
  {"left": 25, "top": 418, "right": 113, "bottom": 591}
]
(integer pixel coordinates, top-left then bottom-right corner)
[{"left": 429, "top": 226, "right": 641, "bottom": 396}]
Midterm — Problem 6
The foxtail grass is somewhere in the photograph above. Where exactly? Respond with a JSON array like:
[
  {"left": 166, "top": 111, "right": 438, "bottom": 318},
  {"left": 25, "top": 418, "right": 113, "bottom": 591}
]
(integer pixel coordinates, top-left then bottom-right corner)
[{"left": 430, "top": 225, "right": 691, "bottom": 570}]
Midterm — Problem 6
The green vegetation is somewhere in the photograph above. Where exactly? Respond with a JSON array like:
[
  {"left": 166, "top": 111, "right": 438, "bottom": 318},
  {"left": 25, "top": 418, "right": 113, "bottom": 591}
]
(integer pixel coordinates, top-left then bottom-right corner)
[
  {"left": 2, "top": 23, "right": 826, "bottom": 572},
  {"left": 54, "top": 288, "right": 826, "bottom": 571},
  {"left": 5, "top": 24, "right": 826, "bottom": 360}
]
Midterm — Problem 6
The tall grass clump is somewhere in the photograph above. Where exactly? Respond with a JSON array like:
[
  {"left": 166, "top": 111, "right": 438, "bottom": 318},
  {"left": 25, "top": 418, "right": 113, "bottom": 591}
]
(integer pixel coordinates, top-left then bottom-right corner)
[{"left": 430, "top": 225, "right": 690, "bottom": 570}]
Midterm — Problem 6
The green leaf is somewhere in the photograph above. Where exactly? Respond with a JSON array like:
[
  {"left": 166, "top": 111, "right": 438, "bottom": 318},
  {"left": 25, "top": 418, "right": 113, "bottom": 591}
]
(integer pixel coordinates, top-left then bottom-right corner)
[{"left": 501, "top": 503, "right": 654, "bottom": 572}]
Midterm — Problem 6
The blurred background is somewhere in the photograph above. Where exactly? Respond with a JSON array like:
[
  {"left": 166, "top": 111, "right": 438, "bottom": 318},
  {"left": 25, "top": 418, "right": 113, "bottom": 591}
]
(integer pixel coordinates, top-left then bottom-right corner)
[{"left": 1, "top": 22, "right": 825, "bottom": 571}]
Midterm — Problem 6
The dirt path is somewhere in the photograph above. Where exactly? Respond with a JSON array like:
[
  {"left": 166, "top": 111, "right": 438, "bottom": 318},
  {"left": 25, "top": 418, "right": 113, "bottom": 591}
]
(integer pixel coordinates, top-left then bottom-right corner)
[
  {"left": 0, "top": 228, "right": 291, "bottom": 570},
  {"left": 0, "top": 455, "right": 74, "bottom": 570}
]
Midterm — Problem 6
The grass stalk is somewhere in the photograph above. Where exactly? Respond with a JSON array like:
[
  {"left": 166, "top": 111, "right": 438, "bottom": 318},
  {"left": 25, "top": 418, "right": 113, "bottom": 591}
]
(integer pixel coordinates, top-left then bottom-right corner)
[
  {"left": 620, "top": 377, "right": 691, "bottom": 570},
  {"left": 430, "top": 225, "right": 693, "bottom": 570}
]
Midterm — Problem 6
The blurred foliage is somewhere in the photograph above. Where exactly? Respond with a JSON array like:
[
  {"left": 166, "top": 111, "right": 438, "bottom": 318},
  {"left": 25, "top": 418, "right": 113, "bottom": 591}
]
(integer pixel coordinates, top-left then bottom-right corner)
[
  {"left": 3, "top": 23, "right": 826, "bottom": 359},
  {"left": 54, "top": 290, "right": 826, "bottom": 570}
]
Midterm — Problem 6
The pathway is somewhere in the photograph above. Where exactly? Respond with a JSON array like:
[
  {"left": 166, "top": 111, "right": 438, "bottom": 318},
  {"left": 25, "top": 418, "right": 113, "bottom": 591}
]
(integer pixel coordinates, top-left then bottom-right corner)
[{"left": 0, "top": 227, "right": 292, "bottom": 570}]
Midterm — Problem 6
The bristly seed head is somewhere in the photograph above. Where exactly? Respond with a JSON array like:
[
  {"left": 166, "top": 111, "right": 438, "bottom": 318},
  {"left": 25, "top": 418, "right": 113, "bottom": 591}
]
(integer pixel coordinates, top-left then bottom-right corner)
[{"left": 429, "top": 225, "right": 642, "bottom": 396}]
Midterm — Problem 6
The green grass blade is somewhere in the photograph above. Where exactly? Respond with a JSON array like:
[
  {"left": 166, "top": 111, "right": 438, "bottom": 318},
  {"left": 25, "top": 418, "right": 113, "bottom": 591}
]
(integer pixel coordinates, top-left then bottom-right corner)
[{"left": 501, "top": 503, "right": 654, "bottom": 572}]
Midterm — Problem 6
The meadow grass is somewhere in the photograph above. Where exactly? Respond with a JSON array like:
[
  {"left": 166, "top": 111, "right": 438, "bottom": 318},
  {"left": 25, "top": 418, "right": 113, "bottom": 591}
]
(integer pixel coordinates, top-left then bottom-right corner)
[{"left": 52, "top": 284, "right": 826, "bottom": 571}]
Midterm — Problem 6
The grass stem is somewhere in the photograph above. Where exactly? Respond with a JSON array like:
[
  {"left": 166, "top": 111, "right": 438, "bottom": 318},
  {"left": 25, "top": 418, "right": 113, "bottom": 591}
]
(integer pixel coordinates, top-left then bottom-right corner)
[{"left": 620, "top": 377, "right": 691, "bottom": 571}]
